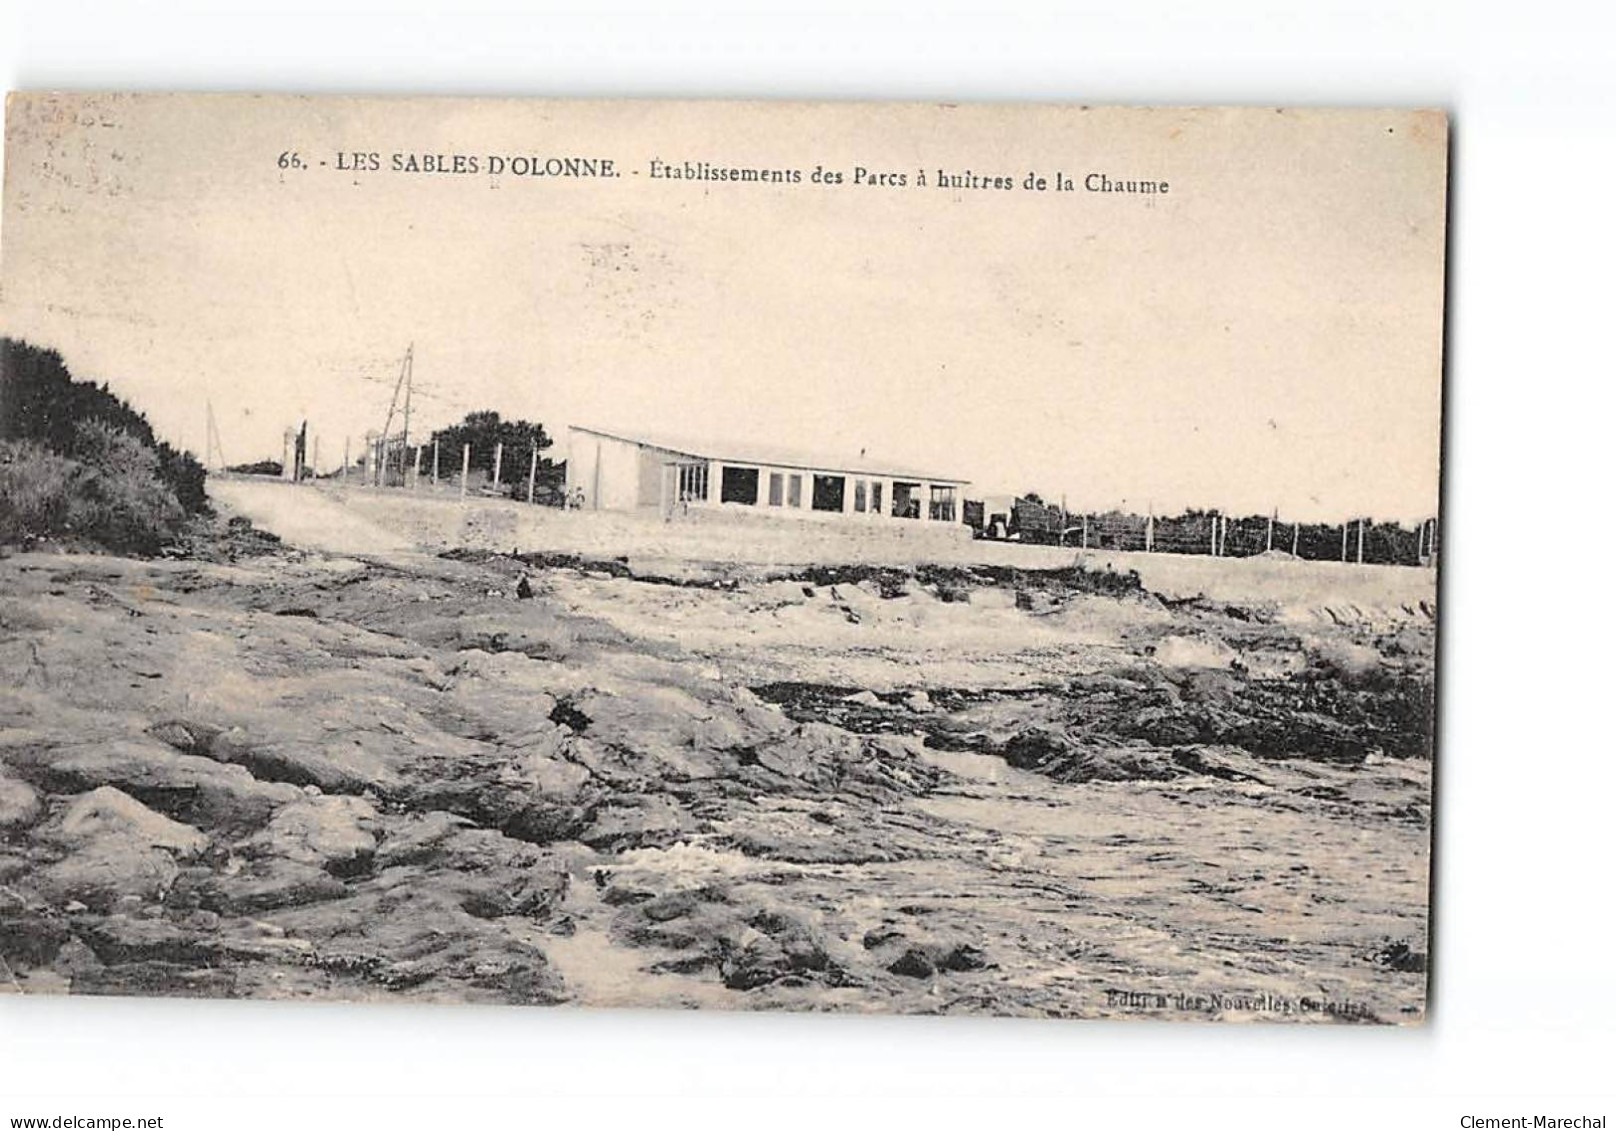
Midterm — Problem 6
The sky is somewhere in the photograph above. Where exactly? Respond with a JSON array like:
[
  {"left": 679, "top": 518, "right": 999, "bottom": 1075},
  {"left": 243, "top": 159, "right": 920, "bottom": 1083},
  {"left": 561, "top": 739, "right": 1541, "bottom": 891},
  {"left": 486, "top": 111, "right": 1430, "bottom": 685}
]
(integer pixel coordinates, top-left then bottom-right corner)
[{"left": 1, "top": 94, "right": 1447, "bottom": 522}]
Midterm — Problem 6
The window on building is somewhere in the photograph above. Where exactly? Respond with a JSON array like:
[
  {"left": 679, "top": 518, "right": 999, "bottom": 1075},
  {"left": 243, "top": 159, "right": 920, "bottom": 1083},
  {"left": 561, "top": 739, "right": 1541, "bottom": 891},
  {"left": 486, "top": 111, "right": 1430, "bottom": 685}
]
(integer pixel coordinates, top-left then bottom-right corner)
[
  {"left": 892, "top": 482, "right": 920, "bottom": 519},
  {"left": 720, "top": 466, "right": 760, "bottom": 504},
  {"left": 871, "top": 482, "right": 883, "bottom": 516},
  {"left": 811, "top": 474, "right": 845, "bottom": 513},
  {"left": 768, "top": 472, "right": 783, "bottom": 506},
  {"left": 676, "top": 462, "right": 709, "bottom": 503},
  {"left": 853, "top": 479, "right": 867, "bottom": 513},
  {"left": 787, "top": 474, "right": 802, "bottom": 507},
  {"left": 929, "top": 484, "right": 957, "bottom": 522}
]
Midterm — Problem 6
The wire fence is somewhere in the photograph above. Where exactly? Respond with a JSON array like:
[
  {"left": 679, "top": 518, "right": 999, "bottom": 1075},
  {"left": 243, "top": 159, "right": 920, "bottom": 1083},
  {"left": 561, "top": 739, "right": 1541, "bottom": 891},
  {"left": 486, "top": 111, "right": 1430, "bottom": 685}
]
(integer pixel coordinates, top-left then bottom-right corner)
[{"left": 986, "top": 501, "right": 1439, "bottom": 568}]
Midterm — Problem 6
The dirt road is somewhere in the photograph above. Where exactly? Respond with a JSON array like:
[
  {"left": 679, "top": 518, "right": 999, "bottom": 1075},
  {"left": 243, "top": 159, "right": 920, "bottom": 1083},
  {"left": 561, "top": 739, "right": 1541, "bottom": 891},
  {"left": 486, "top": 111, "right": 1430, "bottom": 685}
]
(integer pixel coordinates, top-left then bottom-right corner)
[{"left": 209, "top": 477, "right": 412, "bottom": 555}]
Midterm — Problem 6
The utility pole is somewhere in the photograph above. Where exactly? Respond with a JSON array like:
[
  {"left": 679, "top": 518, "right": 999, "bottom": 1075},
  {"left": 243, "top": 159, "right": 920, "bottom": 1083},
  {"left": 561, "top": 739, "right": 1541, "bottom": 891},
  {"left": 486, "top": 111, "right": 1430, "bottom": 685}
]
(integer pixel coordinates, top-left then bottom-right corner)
[
  {"left": 204, "top": 401, "right": 228, "bottom": 471},
  {"left": 527, "top": 443, "right": 538, "bottom": 504},
  {"left": 376, "top": 343, "right": 412, "bottom": 489},
  {"left": 398, "top": 344, "right": 414, "bottom": 485}
]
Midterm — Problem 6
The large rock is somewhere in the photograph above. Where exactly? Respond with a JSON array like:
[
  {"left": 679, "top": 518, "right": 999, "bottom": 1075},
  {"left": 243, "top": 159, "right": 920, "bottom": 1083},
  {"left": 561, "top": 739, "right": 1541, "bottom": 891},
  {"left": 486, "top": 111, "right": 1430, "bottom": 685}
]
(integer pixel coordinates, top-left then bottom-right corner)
[
  {"left": 208, "top": 730, "right": 403, "bottom": 797},
  {"left": 77, "top": 914, "right": 217, "bottom": 965},
  {"left": 861, "top": 925, "right": 990, "bottom": 980},
  {"left": 556, "top": 681, "right": 800, "bottom": 787},
  {"left": 269, "top": 884, "right": 566, "bottom": 1003},
  {"left": 55, "top": 786, "right": 208, "bottom": 858},
  {"left": 30, "top": 788, "right": 209, "bottom": 911},
  {"left": 0, "top": 885, "right": 70, "bottom": 967},
  {"left": 1304, "top": 636, "right": 1385, "bottom": 685},
  {"left": 374, "top": 819, "right": 570, "bottom": 920},
  {"left": 1001, "top": 729, "right": 1185, "bottom": 783},
  {"left": 576, "top": 793, "right": 697, "bottom": 851},
  {"left": 38, "top": 839, "right": 182, "bottom": 910},
  {"left": 246, "top": 795, "right": 379, "bottom": 874},
  {"left": 719, "top": 910, "right": 836, "bottom": 990},
  {"left": 10, "top": 738, "right": 300, "bottom": 830},
  {"left": 433, "top": 650, "right": 564, "bottom": 744},
  {"left": 195, "top": 857, "right": 348, "bottom": 914},
  {"left": 0, "top": 776, "right": 44, "bottom": 832}
]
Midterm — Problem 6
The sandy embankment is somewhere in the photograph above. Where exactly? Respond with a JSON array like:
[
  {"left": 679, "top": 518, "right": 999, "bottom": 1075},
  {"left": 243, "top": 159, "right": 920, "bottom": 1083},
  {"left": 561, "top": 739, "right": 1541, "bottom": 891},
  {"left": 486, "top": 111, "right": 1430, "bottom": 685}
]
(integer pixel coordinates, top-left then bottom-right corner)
[{"left": 214, "top": 477, "right": 1436, "bottom": 613}]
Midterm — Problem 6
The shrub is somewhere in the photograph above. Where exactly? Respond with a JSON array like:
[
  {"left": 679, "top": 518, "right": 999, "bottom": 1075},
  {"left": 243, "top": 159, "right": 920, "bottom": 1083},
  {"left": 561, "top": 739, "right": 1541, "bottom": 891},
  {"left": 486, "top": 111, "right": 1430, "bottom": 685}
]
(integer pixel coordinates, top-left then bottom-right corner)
[
  {"left": 0, "top": 337, "right": 209, "bottom": 515},
  {"left": 0, "top": 431, "right": 188, "bottom": 554},
  {"left": 0, "top": 440, "right": 83, "bottom": 543}
]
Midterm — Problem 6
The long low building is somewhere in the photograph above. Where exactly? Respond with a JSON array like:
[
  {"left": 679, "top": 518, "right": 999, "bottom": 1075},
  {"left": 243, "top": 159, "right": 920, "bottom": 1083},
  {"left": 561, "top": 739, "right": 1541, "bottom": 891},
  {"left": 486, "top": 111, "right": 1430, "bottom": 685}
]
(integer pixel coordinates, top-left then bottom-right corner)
[{"left": 565, "top": 424, "right": 971, "bottom": 528}]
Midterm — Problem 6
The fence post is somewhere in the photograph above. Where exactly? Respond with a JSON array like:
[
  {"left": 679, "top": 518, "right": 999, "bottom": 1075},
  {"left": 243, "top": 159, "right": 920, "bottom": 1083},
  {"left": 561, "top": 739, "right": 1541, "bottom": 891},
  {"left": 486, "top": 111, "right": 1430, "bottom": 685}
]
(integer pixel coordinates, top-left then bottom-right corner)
[
  {"left": 1266, "top": 510, "right": 1274, "bottom": 553},
  {"left": 493, "top": 441, "right": 503, "bottom": 493},
  {"left": 460, "top": 443, "right": 470, "bottom": 499},
  {"left": 1356, "top": 518, "right": 1365, "bottom": 565},
  {"left": 1210, "top": 512, "right": 1218, "bottom": 557},
  {"left": 432, "top": 440, "right": 440, "bottom": 486},
  {"left": 1081, "top": 514, "right": 1088, "bottom": 550},
  {"left": 1146, "top": 504, "right": 1154, "bottom": 553},
  {"left": 1291, "top": 522, "right": 1299, "bottom": 558},
  {"left": 412, "top": 445, "right": 423, "bottom": 490},
  {"left": 342, "top": 436, "right": 350, "bottom": 484},
  {"left": 1341, "top": 523, "right": 1349, "bottom": 562},
  {"left": 527, "top": 443, "right": 538, "bottom": 504}
]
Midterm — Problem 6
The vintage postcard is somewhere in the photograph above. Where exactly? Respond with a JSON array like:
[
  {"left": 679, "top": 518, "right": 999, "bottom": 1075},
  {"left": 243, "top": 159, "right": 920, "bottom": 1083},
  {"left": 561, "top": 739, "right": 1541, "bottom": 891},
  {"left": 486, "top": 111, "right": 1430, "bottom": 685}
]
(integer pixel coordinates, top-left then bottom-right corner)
[{"left": 0, "top": 94, "right": 1444, "bottom": 1021}]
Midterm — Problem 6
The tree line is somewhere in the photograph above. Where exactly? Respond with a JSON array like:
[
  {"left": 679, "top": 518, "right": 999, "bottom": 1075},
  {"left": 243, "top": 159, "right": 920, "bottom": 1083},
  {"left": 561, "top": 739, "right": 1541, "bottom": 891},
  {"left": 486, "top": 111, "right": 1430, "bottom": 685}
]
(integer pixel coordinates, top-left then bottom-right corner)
[{"left": 983, "top": 496, "right": 1437, "bottom": 567}]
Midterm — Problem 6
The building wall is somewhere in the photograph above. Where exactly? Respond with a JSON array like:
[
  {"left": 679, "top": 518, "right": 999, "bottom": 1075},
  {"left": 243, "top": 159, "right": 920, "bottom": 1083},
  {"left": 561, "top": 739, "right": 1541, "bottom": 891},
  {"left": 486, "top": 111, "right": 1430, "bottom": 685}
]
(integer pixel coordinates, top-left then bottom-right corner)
[
  {"left": 636, "top": 446, "right": 668, "bottom": 509},
  {"left": 568, "top": 428, "right": 968, "bottom": 525},
  {"left": 566, "top": 431, "right": 640, "bottom": 510},
  {"left": 567, "top": 429, "right": 703, "bottom": 511}
]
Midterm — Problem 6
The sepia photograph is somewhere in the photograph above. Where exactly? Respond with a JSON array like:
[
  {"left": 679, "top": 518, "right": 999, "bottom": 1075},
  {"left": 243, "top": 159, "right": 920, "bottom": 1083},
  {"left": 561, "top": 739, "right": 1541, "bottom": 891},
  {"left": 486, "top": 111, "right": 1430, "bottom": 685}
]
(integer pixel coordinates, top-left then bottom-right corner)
[{"left": 0, "top": 93, "right": 1445, "bottom": 1023}]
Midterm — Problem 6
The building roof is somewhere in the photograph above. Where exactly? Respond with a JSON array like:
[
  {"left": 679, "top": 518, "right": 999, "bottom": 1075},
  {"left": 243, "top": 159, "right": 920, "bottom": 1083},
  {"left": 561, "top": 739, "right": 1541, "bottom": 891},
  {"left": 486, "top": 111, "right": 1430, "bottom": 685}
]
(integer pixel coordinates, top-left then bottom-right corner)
[{"left": 568, "top": 424, "right": 970, "bottom": 485}]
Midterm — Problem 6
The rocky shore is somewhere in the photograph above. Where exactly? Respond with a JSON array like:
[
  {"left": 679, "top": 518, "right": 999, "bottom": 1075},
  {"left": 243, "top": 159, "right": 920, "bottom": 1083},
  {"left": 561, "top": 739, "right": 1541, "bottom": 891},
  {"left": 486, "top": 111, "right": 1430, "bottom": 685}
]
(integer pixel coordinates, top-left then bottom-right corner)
[{"left": 0, "top": 516, "right": 1433, "bottom": 1020}]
